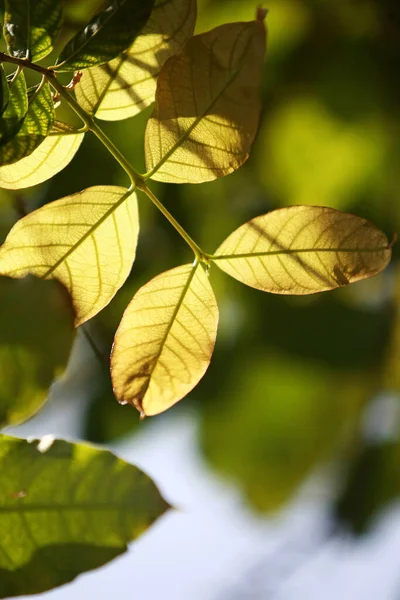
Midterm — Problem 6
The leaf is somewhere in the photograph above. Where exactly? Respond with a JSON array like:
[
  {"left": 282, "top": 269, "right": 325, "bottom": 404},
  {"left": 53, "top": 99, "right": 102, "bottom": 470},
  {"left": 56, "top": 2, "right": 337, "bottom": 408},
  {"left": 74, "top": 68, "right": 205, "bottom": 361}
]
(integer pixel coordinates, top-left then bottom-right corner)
[
  {"left": 0, "top": 277, "right": 74, "bottom": 428},
  {"left": 0, "top": 80, "right": 54, "bottom": 166},
  {"left": 0, "top": 70, "right": 28, "bottom": 145},
  {"left": 0, "top": 65, "right": 9, "bottom": 116},
  {"left": 0, "top": 434, "right": 169, "bottom": 597},
  {"left": 213, "top": 206, "right": 391, "bottom": 294},
  {"left": 75, "top": 0, "right": 197, "bottom": 121},
  {"left": 55, "top": 0, "right": 156, "bottom": 71},
  {"left": 144, "top": 17, "right": 266, "bottom": 183},
  {"left": 0, "top": 186, "right": 139, "bottom": 325},
  {"left": 111, "top": 263, "right": 219, "bottom": 416},
  {"left": 335, "top": 442, "right": 400, "bottom": 535},
  {"left": 3, "top": 0, "right": 63, "bottom": 61},
  {"left": 201, "top": 353, "right": 370, "bottom": 512},
  {"left": 0, "top": 121, "right": 85, "bottom": 189}
]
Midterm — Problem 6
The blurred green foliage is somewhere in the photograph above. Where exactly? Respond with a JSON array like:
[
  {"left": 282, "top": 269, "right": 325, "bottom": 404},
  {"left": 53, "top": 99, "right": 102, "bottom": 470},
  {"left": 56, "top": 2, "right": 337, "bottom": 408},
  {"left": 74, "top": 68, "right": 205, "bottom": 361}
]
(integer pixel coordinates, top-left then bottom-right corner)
[{"left": 0, "top": 0, "right": 399, "bottom": 532}]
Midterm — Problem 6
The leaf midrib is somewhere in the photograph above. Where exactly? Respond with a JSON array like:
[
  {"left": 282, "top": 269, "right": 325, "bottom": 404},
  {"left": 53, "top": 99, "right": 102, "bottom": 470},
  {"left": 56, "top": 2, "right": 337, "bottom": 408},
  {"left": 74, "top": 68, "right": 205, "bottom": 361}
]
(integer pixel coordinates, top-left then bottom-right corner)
[
  {"left": 0, "top": 502, "right": 145, "bottom": 513},
  {"left": 139, "top": 263, "right": 199, "bottom": 406},
  {"left": 42, "top": 188, "right": 132, "bottom": 279},
  {"left": 213, "top": 246, "right": 390, "bottom": 260}
]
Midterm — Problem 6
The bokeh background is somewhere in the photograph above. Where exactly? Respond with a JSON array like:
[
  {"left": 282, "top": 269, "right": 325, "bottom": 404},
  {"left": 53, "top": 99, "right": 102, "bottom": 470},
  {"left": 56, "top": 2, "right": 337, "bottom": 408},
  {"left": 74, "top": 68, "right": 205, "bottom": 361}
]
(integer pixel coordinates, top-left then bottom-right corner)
[{"left": 2, "top": 0, "right": 400, "bottom": 598}]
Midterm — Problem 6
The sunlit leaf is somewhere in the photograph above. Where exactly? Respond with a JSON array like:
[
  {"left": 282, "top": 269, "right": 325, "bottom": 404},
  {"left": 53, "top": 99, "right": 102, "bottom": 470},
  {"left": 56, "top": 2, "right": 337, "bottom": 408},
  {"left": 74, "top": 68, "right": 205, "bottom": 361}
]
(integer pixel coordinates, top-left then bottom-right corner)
[
  {"left": 112, "top": 263, "right": 219, "bottom": 416},
  {"left": 0, "top": 434, "right": 169, "bottom": 597},
  {"left": 0, "top": 121, "right": 85, "bottom": 189},
  {"left": 55, "top": 0, "right": 156, "bottom": 71},
  {"left": 144, "top": 16, "right": 266, "bottom": 183},
  {"left": 0, "top": 186, "right": 139, "bottom": 325},
  {"left": 213, "top": 206, "right": 391, "bottom": 294},
  {"left": 0, "top": 65, "right": 9, "bottom": 116},
  {"left": 0, "top": 71, "right": 27, "bottom": 145},
  {"left": 4, "top": 0, "right": 63, "bottom": 61},
  {"left": 0, "top": 277, "right": 74, "bottom": 428},
  {"left": 75, "top": 0, "right": 197, "bottom": 121},
  {"left": 0, "top": 81, "right": 54, "bottom": 166}
]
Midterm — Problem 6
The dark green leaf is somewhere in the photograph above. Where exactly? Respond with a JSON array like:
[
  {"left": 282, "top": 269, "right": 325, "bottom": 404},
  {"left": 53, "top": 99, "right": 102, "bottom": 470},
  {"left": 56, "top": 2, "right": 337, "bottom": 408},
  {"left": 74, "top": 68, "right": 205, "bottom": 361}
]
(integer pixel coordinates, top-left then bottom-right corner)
[
  {"left": 0, "top": 79, "right": 54, "bottom": 166},
  {"left": 0, "top": 434, "right": 169, "bottom": 597},
  {"left": 0, "top": 277, "right": 74, "bottom": 429},
  {"left": 0, "top": 70, "right": 27, "bottom": 146},
  {"left": 55, "top": 0, "right": 155, "bottom": 71},
  {"left": 0, "top": 65, "right": 9, "bottom": 116},
  {"left": 335, "top": 442, "right": 400, "bottom": 535},
  {"left": 4, "top": 0, "right": 63, "bottom": 61}
]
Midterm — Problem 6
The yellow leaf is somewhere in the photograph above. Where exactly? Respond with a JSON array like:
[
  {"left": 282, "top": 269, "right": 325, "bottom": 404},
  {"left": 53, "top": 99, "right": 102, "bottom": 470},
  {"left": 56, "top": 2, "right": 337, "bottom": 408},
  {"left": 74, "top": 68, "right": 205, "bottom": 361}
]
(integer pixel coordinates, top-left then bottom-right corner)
[
  {"left": 144, "top": 17, "right": 266, "bottom": 183},
  {"left": 111, "top": 263, "right": 219, "bottom": 416},
  {"left": 0, "top": 186, "right": 139, "bottom": 325},
  {"left": 0, "top": 122, "right": 85, "bottom": 189},
  {"left": 213, "top": 206, "right": 391, "bottom": 294},
  {"left": 75, "top": 0, "right": 197, "bottom": 121}
]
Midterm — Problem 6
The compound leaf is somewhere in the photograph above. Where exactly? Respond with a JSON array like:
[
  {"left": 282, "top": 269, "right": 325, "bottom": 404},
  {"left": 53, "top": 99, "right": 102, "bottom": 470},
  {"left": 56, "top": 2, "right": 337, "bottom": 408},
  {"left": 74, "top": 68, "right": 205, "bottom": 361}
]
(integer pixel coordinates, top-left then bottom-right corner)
[
  {"left": 75, "top": 0, "right": 197, "bottom": 121},
  {"left": 144, "top": 16, "right": 266, "bottom": 183},
  {"left": 0, "top": 80, "right": 54, "bottom": 166},
  {"left": 3, "top": 0, "right": 63, "bottom": 61},
  {"left": 55, "top": 0, "right": 155, "bottom": 71},
  {"left": 0, "top": 277, "right": 74, "bottom": 429},
  {"left": 111, "top": 263, "right": 219, "bottom": 416},
  {"left": 0, "top": 121, "right": 85, "bottom": 189},
  {"left": 213, "top": 206, "right": 391, "bottom": 294},
  {"left": 0, "top": 186, "right": 139, "bottom": 325},
  {"left": 0, "top": 435, "right": 168, "bottom": 598}
]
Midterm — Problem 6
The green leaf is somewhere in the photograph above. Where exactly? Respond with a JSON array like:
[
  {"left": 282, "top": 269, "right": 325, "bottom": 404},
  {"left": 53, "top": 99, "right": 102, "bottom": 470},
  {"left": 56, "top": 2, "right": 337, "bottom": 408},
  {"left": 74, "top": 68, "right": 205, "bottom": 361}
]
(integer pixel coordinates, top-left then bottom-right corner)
[
  {"left": 75, "top": 0, "right": 197, "bottom": 121},
  {"left": 0, "top": 121, "right": 85, "bottom": 189},
  {"left": 144, "top": 16, "right": 266, "bottom": 183},
  {"left": 0, "top": 434, "right": 169, "bottom": 597},
  {"left": 201, "top": 353, "right": 370, "bottom": 511},
  {"left": 213, "top": 206, "right": 392, "bottom": 294},
  {"left": 0, "top": 65, "right": 9, "bottom": 116},
  {"left": 0, "top": 80, "right": 54, "bottom": 166},
  {"left": 55, "top": 0, "right": 156, "bottom": 72},
  {"left": 335, "top": 442, "right": 400, "bottom": 534},
  {"left": 111, "top": 263, "right": 219, "bottom": 416},
  {"left": 0, "top": 186, "right": 140, "bottom": 325},
  {"left": 0, "top": 277, "right": 74, "bottom": 429},
  {"left": 3, "top": 0, "right": 63, "bottom": 61},
  {"left": 0, "top": 70, "right": 28, "bottom": 146}
]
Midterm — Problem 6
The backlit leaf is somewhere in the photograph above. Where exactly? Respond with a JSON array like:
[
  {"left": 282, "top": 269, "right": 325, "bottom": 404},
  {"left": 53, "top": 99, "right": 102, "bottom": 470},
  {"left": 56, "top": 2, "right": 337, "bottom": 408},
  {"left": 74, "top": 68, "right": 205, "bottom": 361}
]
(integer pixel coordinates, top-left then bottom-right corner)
[
  {"left": 0, "top": 121, "right": 85, "bottom": 189},
  {"left": 75, "top": 0, "right": 197, "bottom": 121},
  {"left": 0, "top": 70, "right": 27, "bottom": 146},
  {"left": 4, "top": 0, "right": 63, "bottom": 61},
  {"left": 0, "top": 65, "right": 9, "bottom": 116},
  {"left": 0, "top": 186, "right": 139, "bottom": 325},
  {"left": 0, "top": 80, "right": 54, "bottom": 166},
  {"left": 144, "top": 17, "right": 266, "bottom": 183},
  {"left": 213, "top": 206, "right": 391, "bottom": 294},
  {"left": 111, "top": 263, "right": 219, "bottom": 416},
  {"left": 0, "top": 435, "right": 168, "bottom": 597},
  {"left": 0, "top": 277, "right": 74, "bottom": 428},
  {"left": 55, "top": 0, "right": 156, "bottom": 71}
]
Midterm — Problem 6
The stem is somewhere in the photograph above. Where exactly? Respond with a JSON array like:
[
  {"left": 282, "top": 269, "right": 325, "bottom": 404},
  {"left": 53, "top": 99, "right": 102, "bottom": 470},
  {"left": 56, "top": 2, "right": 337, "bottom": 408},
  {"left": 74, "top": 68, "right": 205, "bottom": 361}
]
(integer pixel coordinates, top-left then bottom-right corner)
[
  {"left": 138, "top": 182, "right": 206, "bottom": 260},
  {"left": 48, "top": 77, "right": 144, "bottom": 188},
  {"left": 0, "top": 51, "right": 51, "bottom": 76}
]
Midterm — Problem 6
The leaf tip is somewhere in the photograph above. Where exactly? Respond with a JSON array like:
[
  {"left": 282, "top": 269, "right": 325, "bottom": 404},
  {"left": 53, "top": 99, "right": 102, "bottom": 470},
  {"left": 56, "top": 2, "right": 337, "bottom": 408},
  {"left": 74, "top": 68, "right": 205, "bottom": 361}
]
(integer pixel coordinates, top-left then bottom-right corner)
[{"left": 256, "top": 6, "right": 268, "bottom": 21}]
